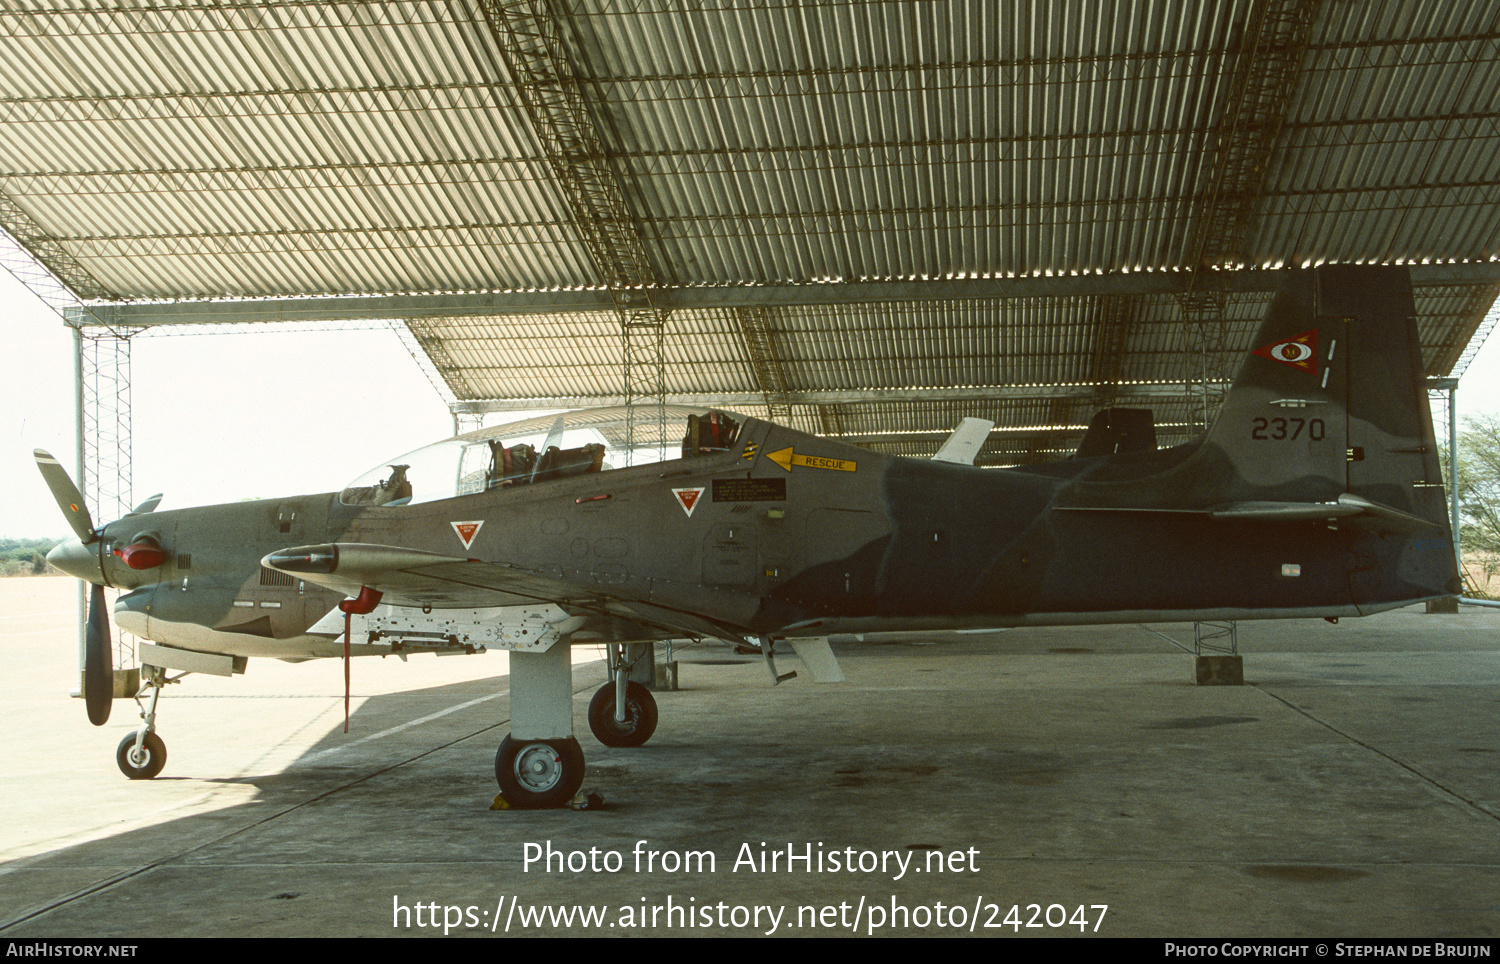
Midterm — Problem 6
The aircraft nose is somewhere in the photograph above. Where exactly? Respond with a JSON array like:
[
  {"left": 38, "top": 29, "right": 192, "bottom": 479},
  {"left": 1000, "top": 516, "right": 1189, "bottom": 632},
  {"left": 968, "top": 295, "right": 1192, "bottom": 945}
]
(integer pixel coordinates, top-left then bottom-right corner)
[{"left": 47, "top": 538, "right": 102, "bottom": 583}]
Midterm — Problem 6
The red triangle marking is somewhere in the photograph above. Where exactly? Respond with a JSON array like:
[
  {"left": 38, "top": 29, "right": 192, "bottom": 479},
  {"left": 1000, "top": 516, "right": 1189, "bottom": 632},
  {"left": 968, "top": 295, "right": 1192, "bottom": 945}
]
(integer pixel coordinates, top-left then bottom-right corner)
[{"left": 672, "top": 487, "right": 704, "bottom": 516}]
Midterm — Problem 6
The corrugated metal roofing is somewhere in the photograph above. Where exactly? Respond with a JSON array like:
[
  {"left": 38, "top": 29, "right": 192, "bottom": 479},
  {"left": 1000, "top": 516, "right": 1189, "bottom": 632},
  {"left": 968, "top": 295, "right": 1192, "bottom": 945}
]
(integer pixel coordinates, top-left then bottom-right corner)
[{"left": 1, "top": 0, "right": 1498, "bottom": 461}]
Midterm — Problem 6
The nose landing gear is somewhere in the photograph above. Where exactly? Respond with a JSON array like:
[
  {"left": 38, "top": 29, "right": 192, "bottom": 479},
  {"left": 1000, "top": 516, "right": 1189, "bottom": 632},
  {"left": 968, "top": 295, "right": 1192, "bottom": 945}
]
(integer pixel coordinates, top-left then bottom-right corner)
[
  {"left": 117, "top": 730, "right": 166, "bottom": 780},
  {"left": 117, "top": 664, "right": 178, "bottom": 780}
]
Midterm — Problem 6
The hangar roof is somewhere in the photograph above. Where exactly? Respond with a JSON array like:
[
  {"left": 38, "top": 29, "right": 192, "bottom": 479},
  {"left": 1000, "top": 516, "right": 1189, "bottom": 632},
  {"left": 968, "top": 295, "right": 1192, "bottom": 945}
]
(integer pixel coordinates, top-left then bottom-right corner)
[{"left": 2, "top": 0, "right": 1499, "bottom": 462}]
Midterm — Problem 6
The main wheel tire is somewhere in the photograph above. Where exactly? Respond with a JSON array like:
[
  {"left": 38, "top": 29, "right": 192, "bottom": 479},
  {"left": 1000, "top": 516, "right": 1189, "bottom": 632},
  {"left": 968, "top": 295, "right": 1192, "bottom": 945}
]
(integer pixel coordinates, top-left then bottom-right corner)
[
  {"left": 495, "top": 735, "right": 585, "bottom": 809},
  {"left": 587, "top": 680, "right": 658, "bottom": 748},
  {"left": 116, "top": 731, "right": 166, "bottom": 780}
]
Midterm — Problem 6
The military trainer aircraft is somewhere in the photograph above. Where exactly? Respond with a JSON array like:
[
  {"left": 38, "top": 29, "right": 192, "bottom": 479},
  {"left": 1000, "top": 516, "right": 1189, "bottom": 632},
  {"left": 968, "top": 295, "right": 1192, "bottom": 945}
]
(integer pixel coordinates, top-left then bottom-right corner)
[{"left": 37, "top": 264, "right": 1458, "bottom": 807}]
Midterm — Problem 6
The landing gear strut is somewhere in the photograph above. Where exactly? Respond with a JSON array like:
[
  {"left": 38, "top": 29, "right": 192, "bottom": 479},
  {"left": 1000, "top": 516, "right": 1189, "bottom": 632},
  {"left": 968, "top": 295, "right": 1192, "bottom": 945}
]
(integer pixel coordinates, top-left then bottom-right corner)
[
  {"left": 117, "top": 664, "right": 176, "bottom": 780},
  {"left": 495, "top": 633, "right": 588, "bottom": 808}
]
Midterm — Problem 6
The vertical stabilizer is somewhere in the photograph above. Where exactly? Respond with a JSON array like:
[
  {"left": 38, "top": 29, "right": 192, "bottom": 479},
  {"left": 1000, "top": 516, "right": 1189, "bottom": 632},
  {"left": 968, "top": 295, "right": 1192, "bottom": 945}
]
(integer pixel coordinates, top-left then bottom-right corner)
[
  {"left": 1053, "top": 264, "right": 1457, "bottom": 616},
  {"left": 1205, "top": 265, "right": 1447, "bottom": 528}
]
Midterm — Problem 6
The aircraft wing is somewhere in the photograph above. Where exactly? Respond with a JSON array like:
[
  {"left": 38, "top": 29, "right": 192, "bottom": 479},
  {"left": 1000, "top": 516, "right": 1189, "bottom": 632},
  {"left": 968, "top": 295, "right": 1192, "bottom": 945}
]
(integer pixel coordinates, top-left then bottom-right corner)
[
  {"left": 266, "top": 543, "right": 590, "bottom": 608},
  {"left": 263, "top": 543, "right": 737, "bottom": 640}
]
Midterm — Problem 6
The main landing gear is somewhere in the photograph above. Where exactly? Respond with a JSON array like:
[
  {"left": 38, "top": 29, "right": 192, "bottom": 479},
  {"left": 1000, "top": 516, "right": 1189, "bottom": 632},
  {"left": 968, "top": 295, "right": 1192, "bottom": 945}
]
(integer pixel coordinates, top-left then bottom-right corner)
[
  {"left": 495, "top": 736, "right": 585, "bottom": 809},
  {"left": 494, "top": 638, "right": 585, "bottom": 809},
  {"left": 587, "top": 679, "right": 658, "bottom": 748},
  {"left": 495, "top": 640, "right": 660, "bottom": 808},
  {"left": 117, "top": 664, "right": 177, "bottom": 779},
  {"left": 587, "top": 643, "right": 658, "bottom": 748}
]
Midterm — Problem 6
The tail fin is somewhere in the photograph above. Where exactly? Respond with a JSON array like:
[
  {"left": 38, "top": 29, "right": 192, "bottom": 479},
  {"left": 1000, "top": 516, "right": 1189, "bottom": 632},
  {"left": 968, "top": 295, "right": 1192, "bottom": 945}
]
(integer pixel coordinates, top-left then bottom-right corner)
[
  {"left": 1205, "top": 264, "right": 1448, "bottom": 529},
  {"left": 1057, "top": 265, "right": 1458, "bottom": 612}
]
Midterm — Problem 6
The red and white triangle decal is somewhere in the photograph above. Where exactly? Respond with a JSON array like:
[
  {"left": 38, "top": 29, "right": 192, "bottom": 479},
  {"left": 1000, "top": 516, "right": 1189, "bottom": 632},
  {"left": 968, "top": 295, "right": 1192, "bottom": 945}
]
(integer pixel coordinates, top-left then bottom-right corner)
[
  {"left": 451, "top": 520, "right": 484, "bottom": 550},
  {"left": 672, "top": 487, "right": 705, "bottom": 517},
  {"left": 1252, "top": 329, "right": 1318, "bottom": 373}
]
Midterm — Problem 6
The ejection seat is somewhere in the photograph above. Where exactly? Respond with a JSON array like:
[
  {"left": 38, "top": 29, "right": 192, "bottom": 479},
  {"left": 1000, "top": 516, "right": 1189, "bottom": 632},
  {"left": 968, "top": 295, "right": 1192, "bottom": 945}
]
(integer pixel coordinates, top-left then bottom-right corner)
[
  {"left": 681, "top": 412, "right": 739, "bottom": 458},
  {"left": 487, "top": 441, "right": 538, "bottom": 488},
  {"left": 532, "top": 443, "right": 606, "bottom": 483}
]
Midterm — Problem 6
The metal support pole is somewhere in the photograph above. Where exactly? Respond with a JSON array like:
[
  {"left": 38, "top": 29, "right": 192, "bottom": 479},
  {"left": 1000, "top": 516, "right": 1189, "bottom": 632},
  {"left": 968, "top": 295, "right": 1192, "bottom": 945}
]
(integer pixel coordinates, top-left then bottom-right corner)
[
  {"left": 72, "top": 323, "right": 86, "bottom": 691},
  {"left": 1450, "top": 382, "right": 1460, "bottom": 572}
]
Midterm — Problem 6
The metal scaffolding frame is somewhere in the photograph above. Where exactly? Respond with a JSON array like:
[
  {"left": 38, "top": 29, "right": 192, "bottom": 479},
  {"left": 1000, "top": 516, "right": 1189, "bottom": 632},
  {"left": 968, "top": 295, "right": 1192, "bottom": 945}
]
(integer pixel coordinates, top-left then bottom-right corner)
[
  {"left": 735, "top": 305, "right": 794, "bottom": 423},
  {"left": 478, "top": 0, "right": 668, "bottom": 461},
  {"left": 67, "top": 318, "right": 141, "bottom": 677},
  {"left": 1, "top": 0, "right": 1498, "bottom": 481},
  {"left": 1176, "top": 0, "right": 1321, "bottom": 430}
]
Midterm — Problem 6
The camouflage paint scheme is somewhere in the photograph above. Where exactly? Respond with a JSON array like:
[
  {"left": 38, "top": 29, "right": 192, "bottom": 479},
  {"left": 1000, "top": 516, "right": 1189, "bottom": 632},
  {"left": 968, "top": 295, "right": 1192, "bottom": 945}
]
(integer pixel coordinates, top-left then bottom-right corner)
[
  {"left": 43, "top": 264, "right": 1458, "bottom": 799},
  {"left": 56, "top": 264, "right": 1455, "bottom": 661}
]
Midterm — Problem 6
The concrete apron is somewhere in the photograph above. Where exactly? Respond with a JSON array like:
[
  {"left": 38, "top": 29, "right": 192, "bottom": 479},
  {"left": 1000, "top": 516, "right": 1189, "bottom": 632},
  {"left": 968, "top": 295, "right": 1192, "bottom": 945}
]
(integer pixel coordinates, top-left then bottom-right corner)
[{"left": 1, "top": 577, "right": 1498, "bottom": 938}]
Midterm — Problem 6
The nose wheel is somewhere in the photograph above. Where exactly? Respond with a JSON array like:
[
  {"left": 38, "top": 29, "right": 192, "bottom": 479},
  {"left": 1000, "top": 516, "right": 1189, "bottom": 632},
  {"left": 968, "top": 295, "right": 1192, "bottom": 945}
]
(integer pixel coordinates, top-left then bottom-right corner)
[
  {"left": 116, "top": 731, "right": 167, "bottom": 780},
  {"left": 495, "top": 736, "right": 585, "bottom": 809}
]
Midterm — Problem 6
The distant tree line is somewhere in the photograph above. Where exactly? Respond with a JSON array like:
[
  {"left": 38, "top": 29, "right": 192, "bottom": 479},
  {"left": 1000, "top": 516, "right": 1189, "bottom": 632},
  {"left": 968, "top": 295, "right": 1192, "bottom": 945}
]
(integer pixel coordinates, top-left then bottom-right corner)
[
  {"left": 1456, "top": 414, "right": 1500, "bottom": 595},
  {"left": 0, "top": 538, "right": 62, "bottom": 576}
]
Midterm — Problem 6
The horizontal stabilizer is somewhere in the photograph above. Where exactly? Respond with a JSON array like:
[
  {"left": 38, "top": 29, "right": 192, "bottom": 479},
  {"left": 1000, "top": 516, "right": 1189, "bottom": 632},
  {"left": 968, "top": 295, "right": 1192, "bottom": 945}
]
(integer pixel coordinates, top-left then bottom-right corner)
[
  {"left": 932, "top": 418, "right": 994, "bottom": 464},
  {"left": 1056, "top": 494, "right": 1439, "bottom": 533},
  {"left": 1326, "top": 493, "right": 1442, "bottom": 533},
  {"left": 1209, "top": 494, "right": 1438, "bottom": 532},
  {"left": 1205, "top": 502, "right": 1363, "bottom": 522}
]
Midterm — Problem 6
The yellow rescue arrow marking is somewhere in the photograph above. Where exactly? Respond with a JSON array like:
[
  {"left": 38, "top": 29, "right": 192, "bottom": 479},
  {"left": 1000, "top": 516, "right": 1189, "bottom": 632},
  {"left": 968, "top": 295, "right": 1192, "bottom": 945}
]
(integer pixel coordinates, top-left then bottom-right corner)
[{"left": 765, "top": 447, "right": 856, "bottom": 473}]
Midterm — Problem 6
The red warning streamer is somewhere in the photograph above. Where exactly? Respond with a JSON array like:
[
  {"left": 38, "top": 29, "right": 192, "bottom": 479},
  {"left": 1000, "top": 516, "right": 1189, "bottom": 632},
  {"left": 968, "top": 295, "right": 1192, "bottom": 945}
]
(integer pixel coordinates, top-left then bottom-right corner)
[{"left": 337, "top": 587, "right": 384, "bottom": 733}]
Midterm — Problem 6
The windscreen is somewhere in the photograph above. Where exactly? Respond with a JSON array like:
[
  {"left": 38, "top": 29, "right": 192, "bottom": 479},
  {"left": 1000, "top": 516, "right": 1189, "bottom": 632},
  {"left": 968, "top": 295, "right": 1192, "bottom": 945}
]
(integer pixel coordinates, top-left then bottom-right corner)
[{"left": 338, "top": 406, "right": 742, "bottom": 507}]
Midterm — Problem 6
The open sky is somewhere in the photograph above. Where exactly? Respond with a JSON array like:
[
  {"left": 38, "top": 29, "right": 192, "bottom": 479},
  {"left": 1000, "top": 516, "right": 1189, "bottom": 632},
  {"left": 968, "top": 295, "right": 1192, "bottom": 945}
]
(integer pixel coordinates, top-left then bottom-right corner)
[
  {"left": 5, "top": 266, "right": 1500, "bottom": 539},
  {"left": 4, "top": 269, "right": 452, "bottom": 538}
]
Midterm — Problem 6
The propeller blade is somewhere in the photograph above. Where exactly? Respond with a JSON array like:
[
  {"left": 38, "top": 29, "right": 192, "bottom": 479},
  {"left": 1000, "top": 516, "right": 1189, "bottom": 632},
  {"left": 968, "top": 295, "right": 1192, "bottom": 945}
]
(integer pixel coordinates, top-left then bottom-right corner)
[
  {"left": 33, "top": 450, "right": 97, "bottom": 544},
  {"left": 84, "top": 583, "right": 113, "bottom": 726}
]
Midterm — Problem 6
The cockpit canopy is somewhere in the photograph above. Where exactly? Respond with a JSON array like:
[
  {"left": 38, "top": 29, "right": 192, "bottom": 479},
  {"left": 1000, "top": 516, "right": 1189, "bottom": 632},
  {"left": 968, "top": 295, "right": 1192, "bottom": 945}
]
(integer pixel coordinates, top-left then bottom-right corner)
[{"left": 339, "top": 406, "right": 742, "bottom": 507}]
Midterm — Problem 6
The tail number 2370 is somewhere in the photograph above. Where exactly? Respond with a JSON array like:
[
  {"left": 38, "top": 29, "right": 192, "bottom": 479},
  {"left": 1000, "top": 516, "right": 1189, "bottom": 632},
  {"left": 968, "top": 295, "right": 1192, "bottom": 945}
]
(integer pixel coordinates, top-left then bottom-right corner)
[{"left": 1250, "top": 417, "right": 1325, "bottom": 441}]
